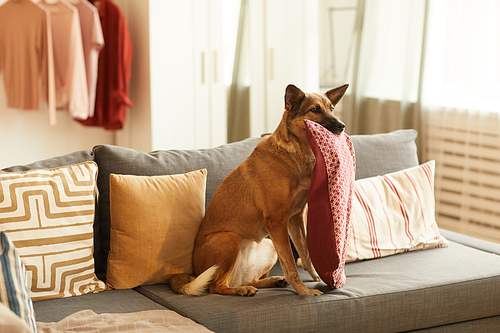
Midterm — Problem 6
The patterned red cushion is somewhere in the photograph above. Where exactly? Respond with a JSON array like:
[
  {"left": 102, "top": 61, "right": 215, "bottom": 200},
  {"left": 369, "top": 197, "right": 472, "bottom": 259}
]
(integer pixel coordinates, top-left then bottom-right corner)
[{"left": 305, "top": 120, "right": 355, "bottom": 289}]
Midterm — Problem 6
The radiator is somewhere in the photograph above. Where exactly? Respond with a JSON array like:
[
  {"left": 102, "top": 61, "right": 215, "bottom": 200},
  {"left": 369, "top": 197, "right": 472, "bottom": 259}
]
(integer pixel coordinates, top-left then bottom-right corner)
[{"left": 425, "top": 107, "right": 500, "bottom": 243}]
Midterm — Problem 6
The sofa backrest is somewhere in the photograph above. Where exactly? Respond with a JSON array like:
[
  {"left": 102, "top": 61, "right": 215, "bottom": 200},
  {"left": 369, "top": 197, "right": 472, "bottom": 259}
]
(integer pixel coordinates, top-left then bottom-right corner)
[
  {"left": 1, "top": 150, "right": 95, "bottom": 172},
  {"left": 350, "top": 129, "right": 419, "bottom": 179},
  {"left": 0, "top": 129, "right": 419, "bottom": 280},
  {"left": 91, "top": 138, "right": 261, "bottom": 279}
]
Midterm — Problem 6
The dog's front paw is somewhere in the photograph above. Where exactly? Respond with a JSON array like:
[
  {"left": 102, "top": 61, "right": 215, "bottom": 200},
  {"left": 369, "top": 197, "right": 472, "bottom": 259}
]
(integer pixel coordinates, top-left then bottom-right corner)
[{"left": 299, "top": 288, "right": 323, "bottom": 296}]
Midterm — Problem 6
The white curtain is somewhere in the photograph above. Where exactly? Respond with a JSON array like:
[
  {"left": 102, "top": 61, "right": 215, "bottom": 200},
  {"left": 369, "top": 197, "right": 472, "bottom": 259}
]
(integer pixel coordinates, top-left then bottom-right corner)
[
  {"left": 422, "top": 0, "right": 500, "bottom": 113},
  {"left": 342, "top": 0, "right": 500, "bottom": 133},
  {"left": 421, "top": 0, "right": 500, "bottom": 243},
  {"left": 342, "top": 0, "right": 500, "bottom": 242},
  {"left": 342, "top": 0, "right": 426, "bottom": 137},
  {"left": 225, "top": 0, "right": 252, "bottom": 143}
]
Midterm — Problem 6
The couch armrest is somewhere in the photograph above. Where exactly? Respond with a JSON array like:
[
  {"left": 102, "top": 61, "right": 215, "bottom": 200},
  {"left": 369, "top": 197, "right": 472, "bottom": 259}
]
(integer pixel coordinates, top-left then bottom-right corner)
[{"left": 440, "top": 228, "right": 500, "bottom": 255}]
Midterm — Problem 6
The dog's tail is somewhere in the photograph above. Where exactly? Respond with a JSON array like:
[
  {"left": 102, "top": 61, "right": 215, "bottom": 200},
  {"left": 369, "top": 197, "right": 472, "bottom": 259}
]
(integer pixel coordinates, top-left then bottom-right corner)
[{"left": 170, "top": 265, "right": 218, "bottom": 296}]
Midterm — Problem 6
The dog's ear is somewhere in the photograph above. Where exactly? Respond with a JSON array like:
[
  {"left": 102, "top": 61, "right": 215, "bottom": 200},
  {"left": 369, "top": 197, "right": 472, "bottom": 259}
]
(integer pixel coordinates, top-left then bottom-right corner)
[
  {"left": 285, "top": 84, "right": 305, "bottom": 112},
  {"left": 325, "top": 84, "right": 349, "bottom": 107}
]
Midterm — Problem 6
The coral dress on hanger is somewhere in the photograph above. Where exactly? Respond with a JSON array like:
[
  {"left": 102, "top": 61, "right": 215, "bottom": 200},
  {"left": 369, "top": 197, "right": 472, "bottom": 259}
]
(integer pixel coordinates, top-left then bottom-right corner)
[{"left": 0, "top": 0, "right": 56, "bottom": 125}]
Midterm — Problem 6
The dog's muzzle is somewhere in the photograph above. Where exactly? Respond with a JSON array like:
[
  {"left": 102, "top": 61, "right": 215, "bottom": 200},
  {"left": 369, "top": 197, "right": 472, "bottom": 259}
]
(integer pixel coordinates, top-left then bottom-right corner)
[{"left": 321, "top": 118, "right": 345, "bottom": 135}]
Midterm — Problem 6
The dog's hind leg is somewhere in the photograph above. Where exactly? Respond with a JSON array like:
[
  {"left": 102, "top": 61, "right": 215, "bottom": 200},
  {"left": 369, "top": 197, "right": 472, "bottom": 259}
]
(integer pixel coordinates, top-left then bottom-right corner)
[
  {"left": 288, "top": 206, "right": 320, "bottom": 282},
  {"left": 233, "top": 238, "right": 288, "bottom": 289},
  {"left": 195, "top": 232, "right": 258, "bottom": 296}
]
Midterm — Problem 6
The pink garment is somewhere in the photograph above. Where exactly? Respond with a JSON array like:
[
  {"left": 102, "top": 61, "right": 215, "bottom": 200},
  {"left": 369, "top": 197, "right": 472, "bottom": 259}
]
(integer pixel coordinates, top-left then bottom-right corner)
[
  {"left": 0, "top": 0, "right": 56, "bottom": 125},
  {"left": 39, "top": 0, "right": 89, "bottom": 120},
  {"left": 73, "top": 0, "right": 104, "bottom": 118}
]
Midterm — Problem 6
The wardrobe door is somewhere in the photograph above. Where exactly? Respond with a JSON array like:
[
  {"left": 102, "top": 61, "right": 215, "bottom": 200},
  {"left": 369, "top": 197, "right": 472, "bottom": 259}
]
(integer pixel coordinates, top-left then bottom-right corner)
[
  {"left": 208, "top": 0, "right": 227, "bottom": 148},
  {"left": 264, "top": 0, "right": 304, "bottom": 133},
  {"left": 194, "top": 0, "right": 227, "bottom": 149},
  {"left": 194, "top": 0, "right": 211, "bottom": 148},
  {"left": 149, "top": 0, "right": 227, "bottom": 150},
  {"left": 249, "top": 0, "right": 319, "bottom": 136},
  {"left": 248, "top": 0, "right": 267, "bottom": 138}
]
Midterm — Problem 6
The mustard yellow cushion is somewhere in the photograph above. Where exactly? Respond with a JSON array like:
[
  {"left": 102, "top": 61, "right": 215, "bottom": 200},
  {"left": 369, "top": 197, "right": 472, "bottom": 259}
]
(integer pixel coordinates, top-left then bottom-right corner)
[{"left": 106, "top": 169, "right": 207, "bottom": 289}]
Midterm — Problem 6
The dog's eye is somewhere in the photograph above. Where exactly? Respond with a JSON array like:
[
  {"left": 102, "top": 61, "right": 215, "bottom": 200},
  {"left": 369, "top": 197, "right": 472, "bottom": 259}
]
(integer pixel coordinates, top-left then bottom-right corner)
[
  {"left": 310, "top": 107, "right": 320, "bottom": 113},
  {"left": 330, "top": 105, "right": 334, "bottom": 111}
]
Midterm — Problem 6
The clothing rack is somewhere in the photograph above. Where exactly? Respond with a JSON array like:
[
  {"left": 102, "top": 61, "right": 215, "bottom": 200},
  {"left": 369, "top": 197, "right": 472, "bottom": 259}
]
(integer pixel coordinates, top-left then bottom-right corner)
[{"left": 0, "top": 0, "right": 132, "bottom": 129}]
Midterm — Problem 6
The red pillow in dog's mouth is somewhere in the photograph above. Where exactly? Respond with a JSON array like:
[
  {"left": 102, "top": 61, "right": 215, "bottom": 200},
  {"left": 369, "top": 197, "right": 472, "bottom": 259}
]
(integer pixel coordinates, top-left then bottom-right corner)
[{"left": 304, "top": 119, "right": 355, "bottom": 289}]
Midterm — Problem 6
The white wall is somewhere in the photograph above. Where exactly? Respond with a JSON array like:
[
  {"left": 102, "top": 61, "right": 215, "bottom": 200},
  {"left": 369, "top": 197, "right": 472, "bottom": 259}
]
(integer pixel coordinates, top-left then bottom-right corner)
[
  {"left": 0, "top": 91, "right": 115, "bottom": 168},
  {"left": 113, "top": 0, "right": 151, "bottom": 152}
]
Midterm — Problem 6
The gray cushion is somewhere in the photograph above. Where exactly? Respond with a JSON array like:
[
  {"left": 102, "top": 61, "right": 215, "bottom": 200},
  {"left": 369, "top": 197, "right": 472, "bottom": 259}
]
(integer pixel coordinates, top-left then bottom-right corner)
[
  {"left": 91, "top": 138, "right": 261, "bottom": 280},
  {"left": 406, "top": 316, "right": 500, "bottom": 332},
  {"left": 33, "top": 289, "right": 169, "bottom": 323},
  {"left": 0, "top": 150, "right": 94, "bottom": 172},
  {"left": 440, "top": 229, "right": 500, "bottom": 254},
  {"left": 350, "top": 129, "right": 419, "bottom": 179},
  {"left": 136, "top": 237, "right": 500, "bottom": 333}
]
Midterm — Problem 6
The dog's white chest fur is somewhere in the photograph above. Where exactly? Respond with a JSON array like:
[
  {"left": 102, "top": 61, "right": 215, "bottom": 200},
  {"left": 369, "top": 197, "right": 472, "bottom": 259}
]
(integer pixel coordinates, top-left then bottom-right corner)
[{"left": 227, "top": 238, "right": 278, "bottom": 287}]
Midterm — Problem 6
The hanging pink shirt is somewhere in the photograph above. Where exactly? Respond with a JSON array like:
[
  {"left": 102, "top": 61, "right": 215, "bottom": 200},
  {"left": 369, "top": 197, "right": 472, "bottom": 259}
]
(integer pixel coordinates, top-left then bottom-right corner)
[
  {"left": 39, "top": 0, "right": 89, "bottom": 120},
  {"left": 73, "top": 0, "right": 104, "bottom": 118}
]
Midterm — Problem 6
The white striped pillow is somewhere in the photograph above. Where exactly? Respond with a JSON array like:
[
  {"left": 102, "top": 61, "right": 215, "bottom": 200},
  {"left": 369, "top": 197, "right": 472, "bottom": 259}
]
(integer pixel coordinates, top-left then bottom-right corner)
[
  {"left": 0, "top": 231, "right": 36, "bottom": 332},
  {"left": 347, "top": 160, "right": 448, "bottom": 262},
  {"left": 0, "top": 162, "right": 105, "bottom": 301}
]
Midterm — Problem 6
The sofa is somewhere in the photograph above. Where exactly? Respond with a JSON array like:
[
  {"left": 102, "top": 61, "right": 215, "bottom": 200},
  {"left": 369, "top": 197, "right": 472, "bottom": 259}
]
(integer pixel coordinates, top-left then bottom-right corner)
[{"left": 1, "top": 129, "right": 499, "bottom": 333}]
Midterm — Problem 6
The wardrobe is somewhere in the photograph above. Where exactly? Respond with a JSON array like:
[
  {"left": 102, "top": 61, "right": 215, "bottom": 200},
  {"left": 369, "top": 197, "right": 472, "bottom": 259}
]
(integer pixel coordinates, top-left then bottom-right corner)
[
  {"left": 149, "top": 0, "right": 227, "bottom": 150},
  {"left": 146, "top": 0, "right": 318, "bottom": 150},
  {"left": 249, "top": 0, "right": 319, "bottom": 137}
]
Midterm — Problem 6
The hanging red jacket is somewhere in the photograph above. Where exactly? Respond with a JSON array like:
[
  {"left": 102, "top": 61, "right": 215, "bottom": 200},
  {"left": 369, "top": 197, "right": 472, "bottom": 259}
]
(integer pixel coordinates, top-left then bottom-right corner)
[{"left": 81, "top": 0, "right": 133, "bottom": 130}]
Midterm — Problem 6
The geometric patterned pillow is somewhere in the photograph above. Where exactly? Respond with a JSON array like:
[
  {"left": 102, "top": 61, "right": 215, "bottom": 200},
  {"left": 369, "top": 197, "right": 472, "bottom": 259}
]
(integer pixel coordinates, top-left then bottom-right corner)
[
  {"left": 0, "top": 162, "right": 105, "bottom": 301},
  {"left": 347, "top": 160, "right": 448, "bottom": 262},
  {"left": 0, "top": 231, "right": 36, "bottom": 332}
]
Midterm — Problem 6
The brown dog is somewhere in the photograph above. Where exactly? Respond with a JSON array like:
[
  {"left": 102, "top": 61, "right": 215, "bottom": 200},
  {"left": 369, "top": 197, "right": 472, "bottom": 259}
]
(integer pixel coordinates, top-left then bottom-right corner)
[{"left": 170, "top": 84, "right": 349, "bottom": 296}]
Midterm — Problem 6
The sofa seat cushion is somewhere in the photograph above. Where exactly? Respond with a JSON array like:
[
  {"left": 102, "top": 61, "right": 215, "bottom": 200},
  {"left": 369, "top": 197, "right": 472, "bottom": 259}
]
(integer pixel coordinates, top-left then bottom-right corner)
[
  {"left": 135, "top": 235, "right": 500, "bottom": 333},
  {"left": 33, "top": 289, "right": 171, "bottom": 323}
]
